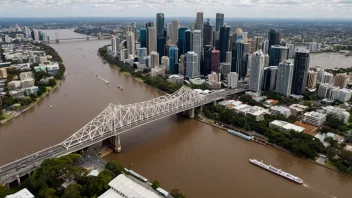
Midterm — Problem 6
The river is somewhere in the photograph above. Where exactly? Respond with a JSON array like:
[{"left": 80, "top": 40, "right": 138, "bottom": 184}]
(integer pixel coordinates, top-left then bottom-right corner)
[{"left": 0, "top": 29, "right": 351, "bottom": 198}]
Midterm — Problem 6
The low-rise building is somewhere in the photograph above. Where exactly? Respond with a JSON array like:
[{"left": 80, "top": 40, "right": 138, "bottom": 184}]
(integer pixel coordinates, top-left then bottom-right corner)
[
  {"left": 5, "top": 188, "right": 34, "bottom": 198},
  {"left": 269, "top": 120, "right": 305, "bottom": 133},
  {"left": 168, "top": 75, "right": 184, "bottom": 84},
  {"left": 270, "top": 106, "right": 291, "bottom": 118},
  {"left": 338, "top": 89, "right": 352, "bottom": 102},
  {"left": 302, "top": 111, "right": 326, "bottom": 127},
  {"left": 151, "top": 66, "right": 166, "bottom": 77},
  {"left": 189, "top": 78, "right": 205, "bottom": 85},
  {"left": 21, "top": 79, "right": 34, "bottom": 89},
  {"left": 320, "top": 106, "right": 350, "bottom": 124},
  {"left": 289, "top": 104, "right": 308, "bottom": 116},
  {"left": 25, "top": 86, "right": 39, "bottom": 96},
  {"left": 7, "top": 81, "right": 22, "bottom": 91},
  {"left": 0, "top": 68, "right": 8, "bottom": 79},
  {"left": 234, "top": 104, "right": 268, "bottom": 121},
  {"left": 263, "top": 99, "right": 279, "bottom": 107},
  {"left": 9, "top": 89, "right": 25, "bottom": 98},
  {"left": 19, "top": 71, "right": 34, "bottom": 80},
  {"left": 218, "top": 100, "right": 242, "bottom": 109},
  {"left": 293, "top": 121, "right": 318, "bottom": 136}
]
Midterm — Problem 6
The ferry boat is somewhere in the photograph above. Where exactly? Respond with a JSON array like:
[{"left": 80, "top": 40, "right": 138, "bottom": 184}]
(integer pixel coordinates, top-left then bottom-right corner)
[
  {"left": 249, "top": 159, "right": 303, "bottom": 184},
  {"left": 228, "top": 130, "right": 253, "bottom": 140},
  {"left": 118, "top": 85, "right": 124, "bottom": 90},
  {"left": 96, "top": 75, "right": 109, "bottom": 84}
]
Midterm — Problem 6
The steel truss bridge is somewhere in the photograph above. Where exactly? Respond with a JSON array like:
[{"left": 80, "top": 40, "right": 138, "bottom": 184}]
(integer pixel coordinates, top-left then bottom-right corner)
[
  {"left": 0, "top": 86, "right": 245, "bottom": 185},
  {"left": 48, "top": 33, "right": 112, "bottom": 43}
]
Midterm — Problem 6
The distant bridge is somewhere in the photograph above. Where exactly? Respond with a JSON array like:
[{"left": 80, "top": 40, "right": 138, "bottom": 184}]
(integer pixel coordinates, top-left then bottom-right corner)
[
  {"left": 49, "top": 33, "right": 112, "bottom": 43},
  {"left": 0, "top": 86, "right": 245, "bottom": 186}
]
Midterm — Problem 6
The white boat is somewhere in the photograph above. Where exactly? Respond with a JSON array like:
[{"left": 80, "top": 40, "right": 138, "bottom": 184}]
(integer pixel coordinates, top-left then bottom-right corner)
[
  {"left": 249, "top": 159, "right": 303, "bottom": 184},
  {"left": 50, "top": 105, "right": 53, "bottom": 108}
]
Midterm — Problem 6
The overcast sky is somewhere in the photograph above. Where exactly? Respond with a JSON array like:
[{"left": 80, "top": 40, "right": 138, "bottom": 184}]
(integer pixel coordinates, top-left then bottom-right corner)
[{"left": 0, "top": 0, "right": 352, "bottom": 18}]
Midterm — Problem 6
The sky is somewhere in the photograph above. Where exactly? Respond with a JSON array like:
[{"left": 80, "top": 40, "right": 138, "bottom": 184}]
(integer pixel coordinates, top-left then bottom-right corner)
[{"left": 0, "top": 0, "right": 352, "bottom": 18}]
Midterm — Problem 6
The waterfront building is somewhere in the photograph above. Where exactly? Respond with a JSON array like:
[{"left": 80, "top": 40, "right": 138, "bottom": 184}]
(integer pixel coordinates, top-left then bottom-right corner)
[
  {"left": 192, "top": 30, "right": 201, "bottom": 76},
  {"left": 337, "top": 88, "right": 352, "bottom": 102},
  {"left": 137, "top": 48, "right": 148, "bottom": 64},
  {"left": 168, "top": 75, "right": 184, "bottom": 84},
  {"left": 186, "top": 51, "right": 198, "bottom": 78},
  {"left": 147, "top": 27, "right": 157, "bottom": 54},
  {"left": 111, "top": 36, "right": 120, "bottom": 56},
  {"left": 269, "top": 45, "right": 289, "bottom": 66},
  {"left": 228, "top": 72, "right": 239, "bottom": 88},
  {"left": 168, "top": 46, "right": 179, "bottom": 74},
  {"left": 276, "top": 60, "right": 294, "bottom": 97},
  {"left": 322, "top": 72, "right": 334, "bottom": 84},
  {"left": 291, "top": 48, "right": 310, "bottom": 95},
  {"left": 269, "top": 120, "right": 304, "bottom": 133},
  {"left": 149, "top": 51, "right": 159, "bottom": 68},
  {"left": 219, "top": 25, "right": 230, "bottom": 63},
  {"left": 203, "top": 19, "right": 213, "bottom": 47},
  {"left": 161, "top": 56, "right": 169, "bottom": 68},
  {"left": 216, "top": 13, "right": 224, "bottom": 31},
  {"left": 151, "top": 66, "right": 166, "bottom": 77},
  {"left": 270, "top": 106, "right": 291, "bottom": 118},
  {"left": 249, "top": 50, "right": 265, "bottom": 93},
  {"left": 268, "top": 29, "right": 280, "bottom": 55},
  {"left": 302, "top": 111, "right": 326, "bottom": 127},
  {"left": 177, "top": 27, "right": 188, "bottom": 55},
  {"left": 140, "top": 28, "right": 147, "bottom": 48},
  {"left": 262, "top": 66, "right": 278, "bottom": 91},
  {"left": 156, "top": 13, "right": 164, "bottom": 38},
  {"left": 126, "top": 32, "right": 135, "bottom": 56},
  {"left": 211, "top": 50, "right": 220, "bottom": 73},
  {"left": 307, "top": 71, "right": 318, "bottom": 89},
  {"left": 171, "top": 20, "right": 180, "bottom": 45},
  {"left": 321, "top": 106, "right": 350, "bottom": 124},
  {"left": 7, "top": 81, "right": 22, "bottom": 91},
  {"left": 334, "top": 74, "right": 350, "bottom": 88},
  {"left": 5, "top": 188, "right": 34, "bottom": 198}
]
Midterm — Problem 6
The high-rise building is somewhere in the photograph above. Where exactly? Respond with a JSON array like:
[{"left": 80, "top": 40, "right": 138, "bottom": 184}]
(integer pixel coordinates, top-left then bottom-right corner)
[
  {"left": 226, "top": 51, "right": 232, "bottom": 63},
  {"left": 276, "top": 60, "right": 294, "bottom": 96},
  {"left": 179, "top": 54, "right": 185, "bottom": 74},
  {"left": 219, "top": 25, "right": 230, "bottom": 63},
  {"left": 157, "top": 37, "right": 166, "bottom": 62},
  {"left": 243, "top": 32, "right": 248, "bottom": 43},
  {"left": 137, "top": 48, "right": 147, "bottom": 64},
  {"left": 235, "top": 27, "right": 244, "bottom": 41},
  {"left": 291, "top": 49, "right": 310, "bottom": 95},
  {"left": 249, "top": 39, "right": 257, "bottom": 53},
  {"left": 24, "top": 26, "right": 31, "bottom": 38},
  {"left": 111, "top": 36, "right": 120, "bottom": 56},
  {"left": 166, "top": 23, "right": 172, "bottom": 41},
  {"left": 171, "top": 20, "right": 180, "bottom": 45},
  {"left": 203, "top": 19, "right": 213, "bottom": 47},
  {"left": 131, "top": 22, "right": 137, "bottom": 40},
  {"left": 195, "top": 12, "right": 204, "bottom": 43},
  {"left": 262, "top": 66, "right": 278, "bottom": 91},
  {"left": 202, "top": 45, "right": 214, "bottom": 76},
  {"left": 231, "top": 40, "right": 248, "bottom": 79},
  {"left": 215, "top": 13, "right": 224, "bottom": 32},
  {"left": 126, "top": 32, "right": 135, "bottom": 56},
  {"left": 307, "top": 71, "right": 318, "bottom": 89},
  {"left": 33, "top": 29, "right": 39, "bottom": 41},
  {"left": 177, "top": 27, "right": 188, "bottom": 55},
  {"left": 268, "top": 29, "right": 280, "bottom": 55},
  {"left": 228, "top": 72, "right": 239, "bottom": 89},
  {"left": 269, "top": 45, "right": 289, "bottom": 66},
  {"left": 211, "top": 50, "right": 220, "bottom": 73},
  {"left": 149, "top": 51, "right": 159, "bottom": 68},
  {"left": 338, "top": 89, "right": 352, "bottom": 102},
  {"left": 286, "top": 43, "right": 295, "bottom": 58},
  {"left": 221, "top": 62, "right": 231, "bottom": 79},
  {"left": 262, "top": 39, "right": 269, "bottom": 54},
  {"left": 193, "top": 30, "right": 202, "bottom": 76},
  {"left": 334, "top": 74, "right": 350, "bottom": 88},
  {"left": 184, "top": 30, "right": 193, "bottom": 54},
  {"left": 249, "top": 50, "right": 265, "bottom": 93},
  {"left": 322, "top": 72, "right": 334, "bottom": 84},
  {"left": 156, "top": 13, "right": 164, "bottom": 38},
  {"left": 147, "top": 27, "right": 157, "bottom": 54},
  {"left": 186, "top": 51, "right": 198, "bottom": 78},
  {"left": 140, "top": 28, "right": 147, "bottom": 48},
  {"left": 168, "top": 46, "right": 179, "bottom": 74}
]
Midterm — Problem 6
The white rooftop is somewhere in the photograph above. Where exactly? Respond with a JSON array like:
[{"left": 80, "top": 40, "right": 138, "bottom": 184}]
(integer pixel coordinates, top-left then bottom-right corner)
[
  {"left": 6, "top": 188, "right": 34, "bottom": 198},
  {"left": 270, "top": 120, "right": 305, "bottom": 133}
]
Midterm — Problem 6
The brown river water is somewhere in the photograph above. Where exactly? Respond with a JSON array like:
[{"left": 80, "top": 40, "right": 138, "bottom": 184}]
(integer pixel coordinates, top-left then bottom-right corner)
[{"left": 0, "top": 29, "right": 351, "bottom": 198}]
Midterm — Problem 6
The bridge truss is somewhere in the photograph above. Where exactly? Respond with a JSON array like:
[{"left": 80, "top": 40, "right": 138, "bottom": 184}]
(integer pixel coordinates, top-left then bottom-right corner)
[{"left": 60, "top": 86, "right": 206, "bottom": 149}]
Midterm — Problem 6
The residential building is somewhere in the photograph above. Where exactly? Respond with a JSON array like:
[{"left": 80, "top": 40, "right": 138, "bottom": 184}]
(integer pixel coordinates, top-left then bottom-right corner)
[
  {"left": 25, "top": 86, "right": 39, "bottom": 96},
  {"left": 21, "top": 79, "right": 34, "bottom": 89},
  {"left": 338, "top": 88, "right": 352, "bottom": 102},
  {"left": 302, "top": 111, "right": 326, "bottom": 127},
  {"left": 226, "top": 51, "right": 232, "bottom": 63},
  {"left": 321, "top": 106, "right": 350, "bottom": 124},
  {"left": 147, "top": 27, "right": 157, "bottom": 54},
  {"left": 228, "top": 72, "right": 239, "bottom": 88},
  {"left": 249, "top": 50, "right": 265, "bottom": 93},
  {"left": 291, "top": 48, "right": 310, "bottom": 95},
  {"left": 186, "top": 51, "right": 198, "bottom": 78},
  {"left": 9, "top": 89, "right": 25, "bottom": 98},
  {"left": 192, "top": 30, "right": 201, "bottom": 76},
  {"left": 327, "top": 86, "right": 340, "bottom": 101},
  {"left": 269, "top": 120, "right": 305, "bottom": 133},
  {"left": 0, "top": 68, "right": 8, "bottom": 79},
  {"left": 322, "top": 72, "right": 334, "bottom": 84},
  {"left": 211, "top": 50, "right": 220, "bottom": 73},
  {"left": 151, "top": 66, "right": 165, "bottom": 77},
  {"left": 7, "top": 81, "right": 21, "bottom": 91},
  {"left": 20, "top": 71, "right": 34, "bottom": 80},
  {"left": 262, "top": 66, "right": 278, "bottom": 91},
  {"left": 276, "top": 60, "right": 294, "bottom": 96},
  {"left": 171, "top": 20, "right": 180, "bottom": 45},
  {"left": 233, "top": 105, "right": 268, "bottom": 121},
  {"left": 126, "top": 32, "right": 135, "bottom": 56},
  {"left": 289, "top": 104, "right": 308, "bottom": 116},
  {"left": 318, "top": 83, "right": 334, "bottom": 98},
  {"left": 270, "top": 106, "right": 291, "bottom": 118},
  {"left": 334, "top": 74, "right": 350, "bottom": 88},
  {"left": 262, "top": 39, "right": 269, "bottom": 54},
  {"left": 307, "top": 71, "right": 318, "bottom": 89},
  {"left": 149, "top": 51, "right": 159, "bottom": 68},
  {"left": 179, "top": 54, "right": 185, "bottom": 74},
  {"left": 207, "top": 72, "right": 221, "bottom": 89}
]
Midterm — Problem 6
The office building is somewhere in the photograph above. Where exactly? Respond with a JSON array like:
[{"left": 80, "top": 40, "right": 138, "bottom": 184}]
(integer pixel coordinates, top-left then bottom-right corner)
[
  {"left": 111, "top": 36, "right": 120, "bottom": 56},
  {"left": 177, "top": 27, "right": 188, "bottom": 55},
  {"left": 286, "top": 43, "right": 295, "bottom": 58},
  {"left": 276, "top": 60, "right": 294, "bottom": 96},
  {"left": 235, "top": 27, "right": 244, "bottom": 41},
  {"left": 219, "top": 25, "right": 230, "bottom": 63},
  {"left": 302, "top": 111, "right": 326, "bottom": 127},
  {"left": 203, "top": 19, "right": 213, "bottom": 47},
  {"left": 179, "top": 54, "right": 185, "bottom": 74},
  {"left": 221, "top": 62, "right": 231, "bottom": 79},
  {"left": 210, "top": 50, "right": 220, "bottom": 73},
  {"left": 231, "top": 40, "right": 248, "bottom": 79},
  {"left": 226, "top": 51, "right": 232, "bottom": 63},
  {"left": 161, "top": 56, "right": 169, "bottom": 67},
  {"left": 193, "top": 30, "right": 202, "bottom": 76},
  {"left": 147, "top": 27, "right": 157, "bottom": 54},
  {"left": 33, "top": 29, "right": 39, "bottom": 41},
  {"left": 186, "top": 51, "right": 198, "bottom": 78},
  {"left": 262, "top": 66, "right": 278, "bottom": 91},
  {"left": 321, "top": 106, "right": 350, "bottom": 124},
  {"left": 156, "top": 13, "right": 164, "bottom": 38},
  {"left": 291, "top": 48, "right": 310, "bottom": 95},
  {"left": 157, "top": 36, "right": 166, "bottom": 62},
  {"left": 215, "top": 13, "right": 224, "bottom": 31},
  {"left": 149, "top": 51, "right": 159, "bottom": 68},
  {"left": 195, "top": 12, "right": 204, "bottom": 43},
  {"left": 249, "top": 39, "right": 257, "bottom": 53},
  {"left": 202, "top": 45, "right": 213, "bottom": 76},
  {"left": 184, "top": 30, "right": 193, "bottom": 54},
  {"left": 262, "top": 39, "right": 269, "bottom": 54},
  {"left": 171, "top": 20, "right": 180, "bottom": 45},
  {"left": 140, "top": 28, "right": 147, "bottom": 48},
  {"left": 249, "top": 50, "right": 265, "bottom": 93},
  {"left": 334, "top": 74, "right": 350, "bottom": 88},
  {"left": 137, "top": 48, "right": 147, "bottom": 64},
  {"left": 228, "top": 72, "right": 239, "bottom": 88},
  {"left": 322, "top": 72, "right": 334, "bottom": 84},
  {"left": 168, "top": 46, "right": 179, "bottom": 74},
  {"left": 269, "top": 45, "right": 289, "bottom": 66},
  {"left": 307, "top": 71, "right": 318, "bottom": 89},
  {"left": 268, "top": 29, "right": 280, "bottom": 55},
  {"left": 126, "top": 32, "right": 135, "bottom": 56},
  {"left": 166, "top": 23, "right": 172, "bottom": 41}
]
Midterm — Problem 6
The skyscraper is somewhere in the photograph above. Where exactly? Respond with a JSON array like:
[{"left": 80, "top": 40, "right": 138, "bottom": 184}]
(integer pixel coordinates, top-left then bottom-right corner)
[
  {"left": 149, "top": 51, "right": 159, "bottom": 68},
  {"left": 226, "top": 51, "right": 232, "bottom": 63},
  {"left": 145, "top": 22, "right": 153, "bottom": 50},
  {"left": 231, "top": 40, "right": 248, "bottom": 79},
  {"left": 184, "top": 30, "right": 193, "bottom": 54},
  {"left": 203, "top": 19, "right": 213, "bottom": 47},
  {"left": 235, "top": 27, "right": 244, "bottom": 41},
  {"left": 228, "top": 72, "right": 239, "bottom": 89},
  {"left": 262, "top": 40, "right": 269, "bottom": 54},
  {"left": 307, "top": 71, "right": 318, "bottom": 89},
  {"left": 193, "top": 30, "right": 202, "bottom": 76},
  {"left": 166, "top": 23, "right": 172, "bottom": 41},
  {"left": 140, "top": 28, "right": 147, "bottom": 48},
  {"left": 179, "top": 54, "right": 185, "bottom": 74},
  {"left": 202, "top": 45, "right": 214, "bottom": 76},
  {"left": 147, "top": 27, "right": 157, "bottom": 54},
  {"left": 334, "top": 74, "right": 350, "bottom": 89},
  {"left": 269, "top": 46, "right": 289, "bottom": 66},
  {"left": 215, "top": 13, "right": 224, "bottom": 32},
  {"left": 276, "top": 60, "right": 294, "bottom": 97},
  {"left": 171, "top": 20, "right": 180, "bottom": 45},
  {"left": 195, "top": 12, "right": 204, "bottom": 44},
  {"left": 24, "top": 26, "right": 31, "bottom": 38},
  {"left": 262, "top": 66, "right": 278, "bottom": 91},
  {"left": 177, "top": 27, "right": 188, "bottom": 55},
  {"left": 33, "top": 29, "right": 39, "bottom": 41},
  {"left": 291, "top": 49, "right": 310, "bottom": 95},
  {"left": 156, "top": 13, "right": 164, "bottom": 38},
  {"left": 286, "top": 43, "right": 295, "bottom": 58},
  {"left": 168, "top": 46, "right": 179, "bottom": 74},
  {"left": 126, "top": 32, "right": 135, "bottom": 56},
  {"left": 249, "top": 50, "right": 265, "bottom": 93},
  {"left": 211, "top": 50, "right": 220, "bottom": 73},
  {"left": 111, "top": 36, "right": 120, "bottom": 56},
  {"left": 131, "top": 22, "right": 137, "bottom": 40},
  {"left": 157, "top": 37, "right": 166, "bottom": 62},
  {"left": 137, "top": 48, "right": 147, "bottom": 64},
  {"left": 268, "top": 29, "right": 280, "bottom": 55},
  {"left": 186, "top": 51, "right": 198, "bottom": 78},
  {"left": 219, "top": 25, "right": 230, "bottom": 63}
]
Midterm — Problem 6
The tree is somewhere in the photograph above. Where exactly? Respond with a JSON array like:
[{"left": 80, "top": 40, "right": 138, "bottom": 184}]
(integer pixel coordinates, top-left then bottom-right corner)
[
  {"left": 61, "top": 184, "right": 83, "bottom": 198},
  {"left": 151, "top": 180, "right": 160, "bottom": 190},
  {"left": 82, "top": 176, "right": 109, "bottom": 197},
  {"left": 98, "top": 169, "right": 115, "bottom": 181},
  {"left": 39, "top": 188, "right": 58, "bottom": 198},
  {"left": 170, "top": 189, "right": 186, "bottom": 198},
  {"left": 20, "top": 97, "right": 32, "bottom": 106},
  {"left": 0, "top": 185, "right": 10, "bottom": 198},
  {"left": 105, "top": 161, "right": 124, "bottom": 176},
  {"left": 48, "top": 79, "right": 57, "bottom": 87}
]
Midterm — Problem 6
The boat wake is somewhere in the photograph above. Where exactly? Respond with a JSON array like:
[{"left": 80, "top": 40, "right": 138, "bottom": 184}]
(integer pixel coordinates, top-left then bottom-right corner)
[{"left": 303, "top": 183, "right": 337, "bottom": 198}]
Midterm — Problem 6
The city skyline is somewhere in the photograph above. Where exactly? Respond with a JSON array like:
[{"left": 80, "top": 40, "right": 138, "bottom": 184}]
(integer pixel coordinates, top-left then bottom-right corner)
[{"left": 0, "top": 0, "right": 352, "bottom": 18}]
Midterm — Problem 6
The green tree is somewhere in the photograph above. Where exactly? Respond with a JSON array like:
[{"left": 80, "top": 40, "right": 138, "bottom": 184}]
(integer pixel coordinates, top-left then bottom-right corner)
[
  {"left": 82, "top": 176, "right": 108, "bottom": 197},
  {"left": 48, "top": 79, "right": 57, "bottom": 87},
  {"left": 98, "top": 169, "right": 115, "bottom": 181},
  {"left": 170, "top": 189, "right": 186, "bottom": 198},
  {"left": 105, "top": 161, "right": 124, "bottom": 176},
  {"left": 151, "top": 180, "right": 160, "bottom": 190},
  {"left": 61, "top": 184, "right": 83, "bottom": 198},
  {"left": 0, "top": 185, "right": 10, "bottom": 198},
  {"left": 39, "top": 188, "right": 58, "bottom": 198}
]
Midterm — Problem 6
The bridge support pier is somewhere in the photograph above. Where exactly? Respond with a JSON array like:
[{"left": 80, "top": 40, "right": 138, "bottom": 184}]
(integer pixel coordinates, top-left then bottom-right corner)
[
  {"left": 6, "top": 183, "right": 10, "bottom": 189},
  {"left": 113, "top": 135, "right": 121, "bottom": 153},
  {"left": 188, "top": 108, "right": 195, "bottom": 119},
  {"left": 213, "top": 101, "right": 217, "bottom": 106},
  {"left": 16, "top": 176, "right": 21, "bottom": 186},
  {"left": 199, "top": 106, "right": 203, "bottom": 113}
]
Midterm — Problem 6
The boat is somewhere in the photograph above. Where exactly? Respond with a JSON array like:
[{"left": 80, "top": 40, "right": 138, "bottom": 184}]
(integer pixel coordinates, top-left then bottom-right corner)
[
  {"left": 118, "top": 85, "right": 124, "bottom": 90},
  {"left": 50, "top": 105, "right": 53, "bottom": 108},
  {"left": 249, "top": 159, "right": 303, "bottom": 184},
  {"left": 228, "top": 130, "right": 253, "bottom": 140},
  {"left": 96, "top": 75, "right": 109, "bottom": 84}
]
